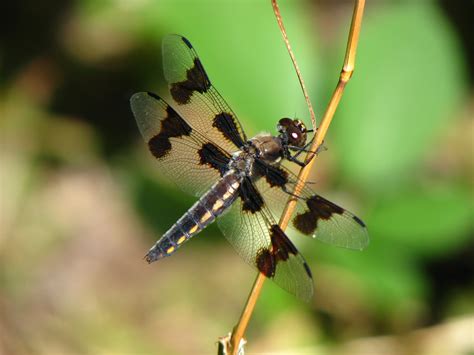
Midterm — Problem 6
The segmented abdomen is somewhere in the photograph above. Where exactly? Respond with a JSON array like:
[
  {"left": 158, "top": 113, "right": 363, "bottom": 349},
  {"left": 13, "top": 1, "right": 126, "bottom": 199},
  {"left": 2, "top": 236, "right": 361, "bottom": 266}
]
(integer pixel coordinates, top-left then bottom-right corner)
[{"left": 145, "top": 172, "right": 241, "bottom": 263}]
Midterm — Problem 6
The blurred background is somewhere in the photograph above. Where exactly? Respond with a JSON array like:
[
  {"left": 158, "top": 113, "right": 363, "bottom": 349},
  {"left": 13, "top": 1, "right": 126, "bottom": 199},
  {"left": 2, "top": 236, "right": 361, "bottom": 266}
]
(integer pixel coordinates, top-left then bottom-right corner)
[{"left": 1, "top": 0, "right": 473, "bottom": 354}]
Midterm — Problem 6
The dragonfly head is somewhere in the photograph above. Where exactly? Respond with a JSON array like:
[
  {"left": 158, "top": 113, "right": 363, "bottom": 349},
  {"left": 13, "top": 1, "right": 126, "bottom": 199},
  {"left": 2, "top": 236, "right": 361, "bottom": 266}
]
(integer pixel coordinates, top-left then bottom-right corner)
[{"left": 277, "top": 118, "right": 308, "bottom": 148}]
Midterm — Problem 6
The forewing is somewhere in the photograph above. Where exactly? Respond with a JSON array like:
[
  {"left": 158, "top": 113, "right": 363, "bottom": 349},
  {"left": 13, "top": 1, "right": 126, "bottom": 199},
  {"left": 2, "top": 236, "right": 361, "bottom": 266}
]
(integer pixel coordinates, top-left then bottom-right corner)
[
  {"left": 162, "top": 34, "right": 247, "bottom": 153},
  {"left": 254, "top": 160, "right": 369, "bottom": 250},
  {"left": 130, "top": 92, "right": 231, "bottom": 197},
  {"left": 218, "top": 177, "right": 314, "bottom": 302}
]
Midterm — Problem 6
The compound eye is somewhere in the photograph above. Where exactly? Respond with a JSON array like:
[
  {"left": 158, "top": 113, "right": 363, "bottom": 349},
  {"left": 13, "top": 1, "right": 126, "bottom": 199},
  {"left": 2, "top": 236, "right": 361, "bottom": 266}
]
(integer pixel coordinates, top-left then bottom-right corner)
[
  {"left": 278, "top": 118, "right": 307, "bottom": 147},
  {"left": 289, "top": 123, "right": 307, "bottom": 147},
  {"left": 277, "top": 117, "right": 293, "bottom": 133},
  {"left": 295, "top": 120, "right": 307, "bottom": 133}
]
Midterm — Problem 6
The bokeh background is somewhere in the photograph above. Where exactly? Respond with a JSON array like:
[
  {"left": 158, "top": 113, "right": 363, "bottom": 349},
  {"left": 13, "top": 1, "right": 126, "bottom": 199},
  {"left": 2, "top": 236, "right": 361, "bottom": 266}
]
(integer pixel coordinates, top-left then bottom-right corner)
[{"left": 1, "top": 0, "right": 473, "bottom": 354}]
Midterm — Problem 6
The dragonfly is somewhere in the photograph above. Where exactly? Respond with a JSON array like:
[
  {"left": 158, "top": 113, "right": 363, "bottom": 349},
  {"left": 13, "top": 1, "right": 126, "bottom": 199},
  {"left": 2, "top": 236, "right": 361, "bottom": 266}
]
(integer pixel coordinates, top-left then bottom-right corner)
[{"left": 130, "top": 34, "right": 369, "bottom": 301}]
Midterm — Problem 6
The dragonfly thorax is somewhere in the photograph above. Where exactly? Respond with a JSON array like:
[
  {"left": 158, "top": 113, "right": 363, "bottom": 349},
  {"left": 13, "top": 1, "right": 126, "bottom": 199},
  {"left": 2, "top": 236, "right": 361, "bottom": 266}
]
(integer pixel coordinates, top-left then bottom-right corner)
[
  {"left": 249, "top": 134, "right": 283, "bottom": 163},
  {"left": 229, "top": 145, "right": 257, "bottom": 178}
]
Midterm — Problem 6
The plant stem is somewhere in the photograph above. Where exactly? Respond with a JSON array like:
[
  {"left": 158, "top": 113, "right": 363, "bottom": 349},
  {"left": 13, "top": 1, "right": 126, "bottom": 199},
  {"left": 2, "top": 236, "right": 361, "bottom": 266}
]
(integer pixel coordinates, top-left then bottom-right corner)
[{"left": 227, "top": 1, "right": 366, "bottom": 354}]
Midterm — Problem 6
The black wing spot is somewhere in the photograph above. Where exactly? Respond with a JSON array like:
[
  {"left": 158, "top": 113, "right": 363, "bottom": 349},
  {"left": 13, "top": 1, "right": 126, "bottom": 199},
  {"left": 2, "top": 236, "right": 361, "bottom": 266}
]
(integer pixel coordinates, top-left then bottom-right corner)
[
  {"left": 257, "top": 226, "right": 313, "bottom": 282},
  {"left": 146, "top": 91, "right": 161, "bottom": 100},
  {"left": 256, "top": 248, "right": 276, "bottom": 277},
  {"left": 352, "top": 215, "right": 366, "bottom": 227},
  {"left": 303, "top": 262, "right": 313, "bottom": 279},
  {"left": 148, "top": 104, "right": 192, "bottom": 158},
  {"left": 270, "top": 225, "right": 297, "bottom": 261},
  {"left": 181, "top": 36, "right": 193, "bottom": 49},
  {"left": 212, "top": 112, "right": 245, "bottom": 148},
  {"left": 239, "top": 178, "right": 264, "bottom": 214},
  {"left": 265, "top": 225, "right": 313, "bottom": 279},
  {"left": 170, "top": 58, "right": 211, "bottom": 104},
  {"left": 254, "top": 160, "right": 288, "bottom": 188},
  {"left": 293, "top": 195, "right": 344, "bottom": 235},
  {"left": 198, "top": 142, "right": 231, "bottom": 176}
]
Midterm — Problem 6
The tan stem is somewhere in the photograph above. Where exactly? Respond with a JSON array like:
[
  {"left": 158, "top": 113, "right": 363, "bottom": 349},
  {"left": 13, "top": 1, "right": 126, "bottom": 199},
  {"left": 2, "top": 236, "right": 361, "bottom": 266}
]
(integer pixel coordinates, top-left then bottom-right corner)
[{"left": 227, "top": 1, "right": 365, "bottom": 354}]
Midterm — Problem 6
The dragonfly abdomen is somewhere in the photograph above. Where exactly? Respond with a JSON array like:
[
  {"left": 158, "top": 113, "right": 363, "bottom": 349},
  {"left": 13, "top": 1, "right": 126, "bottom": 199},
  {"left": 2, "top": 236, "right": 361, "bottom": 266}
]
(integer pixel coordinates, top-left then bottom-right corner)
[{"left": 145, "top": 172, "right": 241, "bottom": 263}]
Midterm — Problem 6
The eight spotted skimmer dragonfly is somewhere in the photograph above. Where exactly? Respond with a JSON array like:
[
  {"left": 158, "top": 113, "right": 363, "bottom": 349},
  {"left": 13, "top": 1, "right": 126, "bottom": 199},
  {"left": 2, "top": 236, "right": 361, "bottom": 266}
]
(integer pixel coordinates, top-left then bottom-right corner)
[{"left": 130, "top": 35, "right": 369, "bottom": 301}]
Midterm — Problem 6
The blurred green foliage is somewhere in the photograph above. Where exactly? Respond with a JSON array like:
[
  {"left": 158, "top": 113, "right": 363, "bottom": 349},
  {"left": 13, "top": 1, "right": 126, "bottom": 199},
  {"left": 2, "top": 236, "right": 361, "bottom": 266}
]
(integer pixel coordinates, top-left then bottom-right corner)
[
  {"left": 334, "top": 1, "right": 466, "bottom": 189},
  {"left": 2, "top": 0, "right": 473, "bottom": 354}
]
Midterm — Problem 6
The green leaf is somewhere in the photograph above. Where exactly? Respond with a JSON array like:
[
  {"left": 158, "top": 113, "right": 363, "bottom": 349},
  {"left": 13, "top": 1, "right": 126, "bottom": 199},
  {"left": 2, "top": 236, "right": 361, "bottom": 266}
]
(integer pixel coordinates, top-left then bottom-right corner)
[
  {"left": 309, "top": 243, "right": 426, "bottom": 314},
  {"left": 331, "top": 2, "right": 467, "bottom": 190},
  {"left": 367, "top": 184, "right": 474, "bottom": 256}
]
